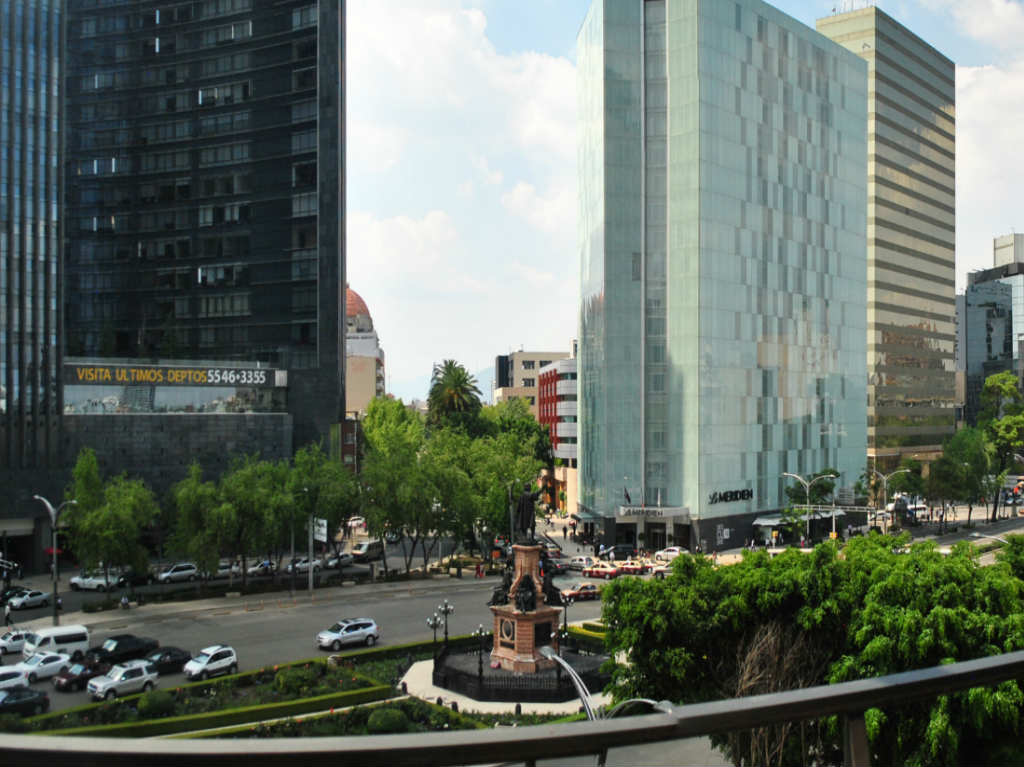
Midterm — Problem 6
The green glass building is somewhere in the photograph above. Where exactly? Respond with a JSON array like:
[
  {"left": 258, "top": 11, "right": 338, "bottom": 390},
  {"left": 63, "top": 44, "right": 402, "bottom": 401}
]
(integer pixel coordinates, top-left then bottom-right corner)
[{"left": 577, "top": 0, "right": 868, "bottom": 551}]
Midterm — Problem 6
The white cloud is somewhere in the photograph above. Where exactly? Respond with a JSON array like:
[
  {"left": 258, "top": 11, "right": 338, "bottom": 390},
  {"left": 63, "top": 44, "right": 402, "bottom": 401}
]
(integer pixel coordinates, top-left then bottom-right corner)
[
  {"left": 347, "top": 1, "right": 581, "bottom": 400},
  {"left": 955, "top": 59, "right": 1024, "bottom": 285},
  {"left": 501, "top": 180, "right": 576, "bottom": 237},
  {"left": 917, "top": 0, "right": 1024, "bottom": 51}
]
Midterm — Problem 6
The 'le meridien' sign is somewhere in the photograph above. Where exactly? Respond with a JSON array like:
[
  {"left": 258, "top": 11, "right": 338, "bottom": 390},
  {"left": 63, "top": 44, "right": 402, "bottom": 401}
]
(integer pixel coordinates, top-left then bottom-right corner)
[
  {"left": 707, "top": 489, "right": 753, "bottom": 505},
  {"left": 64, "top": 363, "right": 281, "bottom": 388}
]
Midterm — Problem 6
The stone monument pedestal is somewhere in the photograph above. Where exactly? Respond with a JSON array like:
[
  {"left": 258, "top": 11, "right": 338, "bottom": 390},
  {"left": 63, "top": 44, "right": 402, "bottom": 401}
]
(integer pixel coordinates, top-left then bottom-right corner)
[{"left": 490, "top": 544, "right": 561, "bottom": 672}]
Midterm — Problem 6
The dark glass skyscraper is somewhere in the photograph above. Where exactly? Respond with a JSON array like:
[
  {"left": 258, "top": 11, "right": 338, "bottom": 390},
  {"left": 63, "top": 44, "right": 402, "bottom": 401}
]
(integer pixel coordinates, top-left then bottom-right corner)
[
  {"left": 64, "top": 1, "right": 345, "bottom": 448},
  {"left": 1, "top": 0, "right": 63, "bottom": 528}
]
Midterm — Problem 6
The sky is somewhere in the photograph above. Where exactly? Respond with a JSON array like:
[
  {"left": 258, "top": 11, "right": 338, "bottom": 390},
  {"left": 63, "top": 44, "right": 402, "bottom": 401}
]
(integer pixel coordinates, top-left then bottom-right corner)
[{"left": 346, "top": 0, "right": 1024, "bottom": 404}]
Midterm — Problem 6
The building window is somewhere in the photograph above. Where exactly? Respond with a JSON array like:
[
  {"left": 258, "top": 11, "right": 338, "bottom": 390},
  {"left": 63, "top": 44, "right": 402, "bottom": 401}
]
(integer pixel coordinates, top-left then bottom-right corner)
[
  {"left": 198, "top": 81, "right": 252, "bottom": 107},
  {"left": 292, "top": 192, "right": 317, "bottom": 217},
  {"left": 292, "top": 130, "right": 316, "bottom": 153},
  {"left": 292, "top": 101, "right": 316, "bottom": 123},
  {"left": 522, "top": 360, "right": 535, "bottom": 370},
  {"left": 522, "top": 378, "right": 535, "bottom": 388},
  {"left": 199, "top": 142, "right": 250, "bottom": 167},
  {"left": 292, "top": 6, "right": 317, "bottom": 29},
  {"left": 292, "top": 68, "right": 316, "bottom": 91}
]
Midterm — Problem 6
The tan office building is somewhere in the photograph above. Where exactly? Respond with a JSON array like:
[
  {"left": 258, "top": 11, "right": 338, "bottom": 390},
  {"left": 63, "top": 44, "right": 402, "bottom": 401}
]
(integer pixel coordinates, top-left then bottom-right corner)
[
  {"left": 494, "top": 350, "right": 570, "bottom": 418},
  {"left": 818, "top": 7, "right": 956, "bottom": 466}
]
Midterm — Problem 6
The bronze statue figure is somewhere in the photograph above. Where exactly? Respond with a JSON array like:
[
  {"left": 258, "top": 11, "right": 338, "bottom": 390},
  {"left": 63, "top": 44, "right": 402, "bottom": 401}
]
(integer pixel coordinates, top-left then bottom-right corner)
[
  {"left": 514, "top": 573, "right": 537, "bottom": 612},
  {"left": 541, "top": 564, "right": 562, "bottom": 607},
  {"left": 514, "top": 483, "right": 543, "bottom": 543},
  {"left": 487, "top": 562, "right": 515, "bottom": 606}
]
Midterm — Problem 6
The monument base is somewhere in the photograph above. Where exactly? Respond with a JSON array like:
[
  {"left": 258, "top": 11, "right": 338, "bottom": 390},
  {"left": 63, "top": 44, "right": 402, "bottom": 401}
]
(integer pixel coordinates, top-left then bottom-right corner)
[{"left": 490, "top": 603, "right": 561, "bottom": 672}]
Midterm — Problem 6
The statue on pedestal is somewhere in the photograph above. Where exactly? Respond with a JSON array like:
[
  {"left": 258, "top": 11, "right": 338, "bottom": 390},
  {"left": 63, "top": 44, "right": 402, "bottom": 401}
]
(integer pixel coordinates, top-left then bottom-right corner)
[
  {"left": 514, "top": 484, "right": 543, "bottom": 543},
  {"left": 488, "top": 562, "right": 514, "bottom": 606}
]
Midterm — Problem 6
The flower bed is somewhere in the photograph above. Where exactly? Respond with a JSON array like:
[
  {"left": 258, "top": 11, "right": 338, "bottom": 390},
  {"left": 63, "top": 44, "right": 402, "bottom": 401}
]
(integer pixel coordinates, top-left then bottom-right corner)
[{"left": 22, "top": 659, "right": 375, "bottom": 733}]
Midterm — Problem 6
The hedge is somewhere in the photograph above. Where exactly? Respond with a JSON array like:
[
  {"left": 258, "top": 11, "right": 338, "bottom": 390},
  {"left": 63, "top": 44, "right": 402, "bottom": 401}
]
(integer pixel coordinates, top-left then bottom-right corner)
[
  {"left": 176, "top": 698, "right": 398, "bottom": 739},
  {"left": 42, "top": 685, "right": 392, "bottom": 738},
  {"left": 28, "top": 634, "right": 480, "bottom": 731},
  {"left": 27, "top": 655, "right": 334, "bottom": 729}
]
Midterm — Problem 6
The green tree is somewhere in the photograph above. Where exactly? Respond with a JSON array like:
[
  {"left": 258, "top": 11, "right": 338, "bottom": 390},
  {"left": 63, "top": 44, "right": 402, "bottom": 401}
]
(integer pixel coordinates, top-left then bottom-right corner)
[
  {"left": 287, "top": 443, "right": 359, "bottom": 566},
  {"left": 360, "top": 397, "right": 429, "bottom": 574},
  {"left": 214, "top": 455, "right": 277, "bottom": 588},
  {"left": 979, "top": 370, "right": 1024, "bottom": 425},
  {"left": 925, "top": 454, "right": 963, "bottom": 533},
  {"left": 602, "top": 536, "right": 1024, "bottom": 766},
  {"left": 941, "top": 426, "right": 989, "bottom": 526},
  {"left": 67, "top": 475, "right": 158, "bottom": 591},
  {"left": 420, "top": 427, "right": 474, "bottom": 565},
  {"left": 65, "top": 447, "right": 104, "bottom": 515},
  {"left": 426, "top": 359, "right": 483, "bottom": 434},
  {"left": 170, "top": 462, "right": 221, "bottom": 580}
]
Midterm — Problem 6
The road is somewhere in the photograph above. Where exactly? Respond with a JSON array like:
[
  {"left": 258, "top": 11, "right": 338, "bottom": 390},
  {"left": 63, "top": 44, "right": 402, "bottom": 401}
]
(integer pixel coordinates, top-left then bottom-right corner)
[{"left": 7, "top": 572, "right": 604, "bottom": 713}]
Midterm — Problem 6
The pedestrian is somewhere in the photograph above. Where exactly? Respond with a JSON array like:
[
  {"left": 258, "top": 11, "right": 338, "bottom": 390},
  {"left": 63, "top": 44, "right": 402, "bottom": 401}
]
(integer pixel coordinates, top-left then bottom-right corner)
[
  {"left": 57, "top": 597, "right": 62, "bottom": 611},
  {"left": 3, "top": 602, "right": 10, "bottom": 627},
  {"left": 562, "top": 525, "right": 567, "bottom": 540},
  {"left": 16, "top": 566, "right": 22, "bottom": 581}
]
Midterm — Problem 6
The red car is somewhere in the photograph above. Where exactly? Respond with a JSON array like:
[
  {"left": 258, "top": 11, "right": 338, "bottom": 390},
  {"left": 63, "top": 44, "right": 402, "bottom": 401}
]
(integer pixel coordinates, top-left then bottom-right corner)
[
  {"left": 582, "top": 561, "right": 620, "bottom": 580},
  {"left": 53, "top": 661, "right": 111, "bottom": 693},
  {"left": 560, "top": 582, "right": 601, "bottom": 601}
]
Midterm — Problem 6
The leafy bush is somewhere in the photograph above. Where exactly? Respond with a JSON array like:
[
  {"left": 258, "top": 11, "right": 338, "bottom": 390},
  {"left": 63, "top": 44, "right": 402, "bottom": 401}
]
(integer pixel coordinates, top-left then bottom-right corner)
[
  {"left": 137, "top": 690, "right": 176, "bottom": 719},
  {"left": 366, "top": 707, "right": 410, "bottom": 734},
  {"left": 274, "top": 665, "right": 320, "bottom": 697},
  {"left": 0, "top": 714, "right": 28, "bottom": 733}
]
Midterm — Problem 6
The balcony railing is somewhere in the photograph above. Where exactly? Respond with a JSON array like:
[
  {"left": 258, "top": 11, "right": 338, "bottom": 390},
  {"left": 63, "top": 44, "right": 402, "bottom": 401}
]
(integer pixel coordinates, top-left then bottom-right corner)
[{"left": 3, "top": 650, "right": 1024, "bottom": 766}]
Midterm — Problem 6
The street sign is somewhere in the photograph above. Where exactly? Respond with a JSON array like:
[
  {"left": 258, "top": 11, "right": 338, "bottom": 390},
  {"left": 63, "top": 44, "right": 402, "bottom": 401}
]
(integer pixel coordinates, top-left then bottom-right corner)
[{"left": 313, "top": 517, "right": 328, "bottom": 543}]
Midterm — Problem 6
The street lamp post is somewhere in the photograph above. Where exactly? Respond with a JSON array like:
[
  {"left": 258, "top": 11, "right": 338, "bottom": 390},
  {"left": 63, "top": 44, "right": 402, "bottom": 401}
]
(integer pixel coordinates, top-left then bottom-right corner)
[
  {"left": 971, "top": 532, "right": 1010, "bottom": 545},
  {"left": 437, "top": 599, "right": 454, "bottom": 648},
  {"left": 872, "top": 468, "right": 910, "bottom": 532},
  {"left": 782, "top": 472, "right": 838, "bottom": 540},
  {"left": 426, "top": 612, "right": 441, "bottom": 661},
  {"left": 473, "top": 624, "right": 488, "bottom": 679},
  {"left": 32, "top": 495, "right": 76, "bottom": 626}
]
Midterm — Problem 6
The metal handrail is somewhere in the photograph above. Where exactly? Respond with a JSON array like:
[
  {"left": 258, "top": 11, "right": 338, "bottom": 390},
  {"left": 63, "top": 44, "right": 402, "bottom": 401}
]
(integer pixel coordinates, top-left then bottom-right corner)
[{"left": 4, "top": 650, "right": 1024, "bottom": 766}]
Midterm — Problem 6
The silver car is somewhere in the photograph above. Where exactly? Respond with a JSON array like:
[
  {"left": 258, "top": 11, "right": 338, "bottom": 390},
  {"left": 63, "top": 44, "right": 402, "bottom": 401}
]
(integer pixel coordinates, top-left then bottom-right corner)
[
  {"left": 316, "top": 618, "right": 380, "bottom": 651},
  {"left": 88, "top": 660, "right": 158, "bottom": 701},
  {"left": 9, "top": 590, "right": 51, "bottom": 610}
]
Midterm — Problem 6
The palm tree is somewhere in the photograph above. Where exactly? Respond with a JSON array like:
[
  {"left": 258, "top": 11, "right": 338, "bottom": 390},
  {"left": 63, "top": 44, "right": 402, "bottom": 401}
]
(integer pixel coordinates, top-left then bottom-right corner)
[{"left": 427, "top": 360, "right": 482, "bottom": 429}]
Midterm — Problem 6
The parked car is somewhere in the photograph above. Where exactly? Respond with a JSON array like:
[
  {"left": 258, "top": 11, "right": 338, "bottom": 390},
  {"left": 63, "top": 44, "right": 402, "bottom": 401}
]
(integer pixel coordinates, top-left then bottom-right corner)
[
  {"left": 582, "top": 561, "right": 620, "bottom": 580},
  {"left": 316, "top": 618, "right": 380, "bottom": 651},
  {"left": 654, "top": 546, "right": 685, "bottom": 562},
  {"left": 117, "top": 567, "right": 154, "bottom": 587},
  {"left": 183, "top": 645, "right": 238, "bottom": 681},
  {"left": 568, "top": 556, "right": 595, "bottom": 571},
  {"left": 144, "top": 646, "right": 192, "bottom": 676},
  {"left": 0, "top": 587, "right": 28, "bottom": 605},
  {"left": 8, "top": 590, "right": 50, "bottom": 610},
  {"left": 0, "top": 630, "right": 27, "bottom": 656},
  {"left": 285, "top": 557, "right": 322, "bottom": 574},
  {"left": 0, "top": 670, "right": 28, "bottom": 691},
  {"left": 246, "top": 560, "right": 276, "bottom": 576},
  {"left": 9, "top": 652, "right": 70, "bottom": 683},
  {"left": 156, "top": 563, "right": 198, "bottom": 583},
  {"left": 52, "top": 661, "right": 111, "bottom": 693},
  {"left": 325, "top": 552, "right": 354, "bottom": 570},
  {"left": 69, "top": 571, "right": 117, "bottom": 592},
  {"left": 383, "top": 531, "right": 402, "bottom": 544},
  {"left": 544, "top": 544, "right": 565, "bottom": 558},
  {"left": 86, "top": 635, "right": 159, "bottom": 666},
  {"left": 0, "top": 687, "right": 49, "bottom": 716},
  {"left": 88, "top": 660, "right": 158, "bottom": 701},
  {"left": 560, "top": 582, "right": 601, "bottom": 601}
]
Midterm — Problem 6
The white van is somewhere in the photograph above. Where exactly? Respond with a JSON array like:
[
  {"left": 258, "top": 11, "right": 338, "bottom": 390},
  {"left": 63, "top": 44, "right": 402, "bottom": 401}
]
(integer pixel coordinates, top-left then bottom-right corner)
[
  {"left": 351, "top": 539, "right": 384, "bottom": 563},
  {"left": 22, "top": 625, "right": 90, "bottom": 661}
]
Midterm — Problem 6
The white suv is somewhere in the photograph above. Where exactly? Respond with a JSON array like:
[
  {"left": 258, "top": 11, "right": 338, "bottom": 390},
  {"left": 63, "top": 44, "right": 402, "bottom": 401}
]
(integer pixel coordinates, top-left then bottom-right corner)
[
  {"left": 316, "top": 618, "right": 380, "bottom": 651},
  {"left": 88, "top": 660, "right": 158, "bottom": 701},
  {"left": 156, "top": 563, "right": 198, "bottom": 583},
  {"left": 70, "top": 571, "right": 117, "bottom": 592},
  {"left": 183, "top": 645, "right": 238, "bottom": 681}
]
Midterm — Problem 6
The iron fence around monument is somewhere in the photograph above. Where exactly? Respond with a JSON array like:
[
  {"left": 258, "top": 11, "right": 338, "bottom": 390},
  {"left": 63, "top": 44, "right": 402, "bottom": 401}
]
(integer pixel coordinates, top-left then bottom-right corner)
[{"left": 431, "top": 646, "right": 609, "bottom": 703}]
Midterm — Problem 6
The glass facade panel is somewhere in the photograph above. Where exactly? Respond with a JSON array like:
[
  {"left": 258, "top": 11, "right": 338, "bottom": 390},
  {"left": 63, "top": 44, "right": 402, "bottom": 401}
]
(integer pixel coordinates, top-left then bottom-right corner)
[
  {"left": 579, "top": 0, "right": 868, "bottom": 532},
  {"left": 1, "top": 0, "right": 62, "bottom": 478},
  {"left": 65, "top": 1, "right": 346, "bottom": 448}
]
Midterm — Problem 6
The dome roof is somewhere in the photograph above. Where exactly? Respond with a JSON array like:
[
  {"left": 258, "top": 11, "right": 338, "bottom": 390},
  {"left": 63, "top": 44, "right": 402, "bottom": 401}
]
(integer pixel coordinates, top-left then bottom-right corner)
[{"left": 346, "top": 285, "right": 370, "bottom": 318}]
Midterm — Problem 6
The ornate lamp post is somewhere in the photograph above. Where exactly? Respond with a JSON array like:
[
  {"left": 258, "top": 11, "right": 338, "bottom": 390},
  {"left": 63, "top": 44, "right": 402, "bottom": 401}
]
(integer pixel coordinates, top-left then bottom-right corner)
[
  {"left": 782, "top": 472, "right": 838, "bottom": 540},
  {"left": 32, "top": 495, "right": 76, "bottom": 626},
  {"left": 426, "top": 612, "right": 441, "bottom": 660},
  {"left": 473, "top": 623, "right": 488, "bottom": 679},
  {"left": 562, "top": 594, "right": 575, "bottom": 643},
  {"left": 437, "top": 599, "right": 455, "bottom": 648}
]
